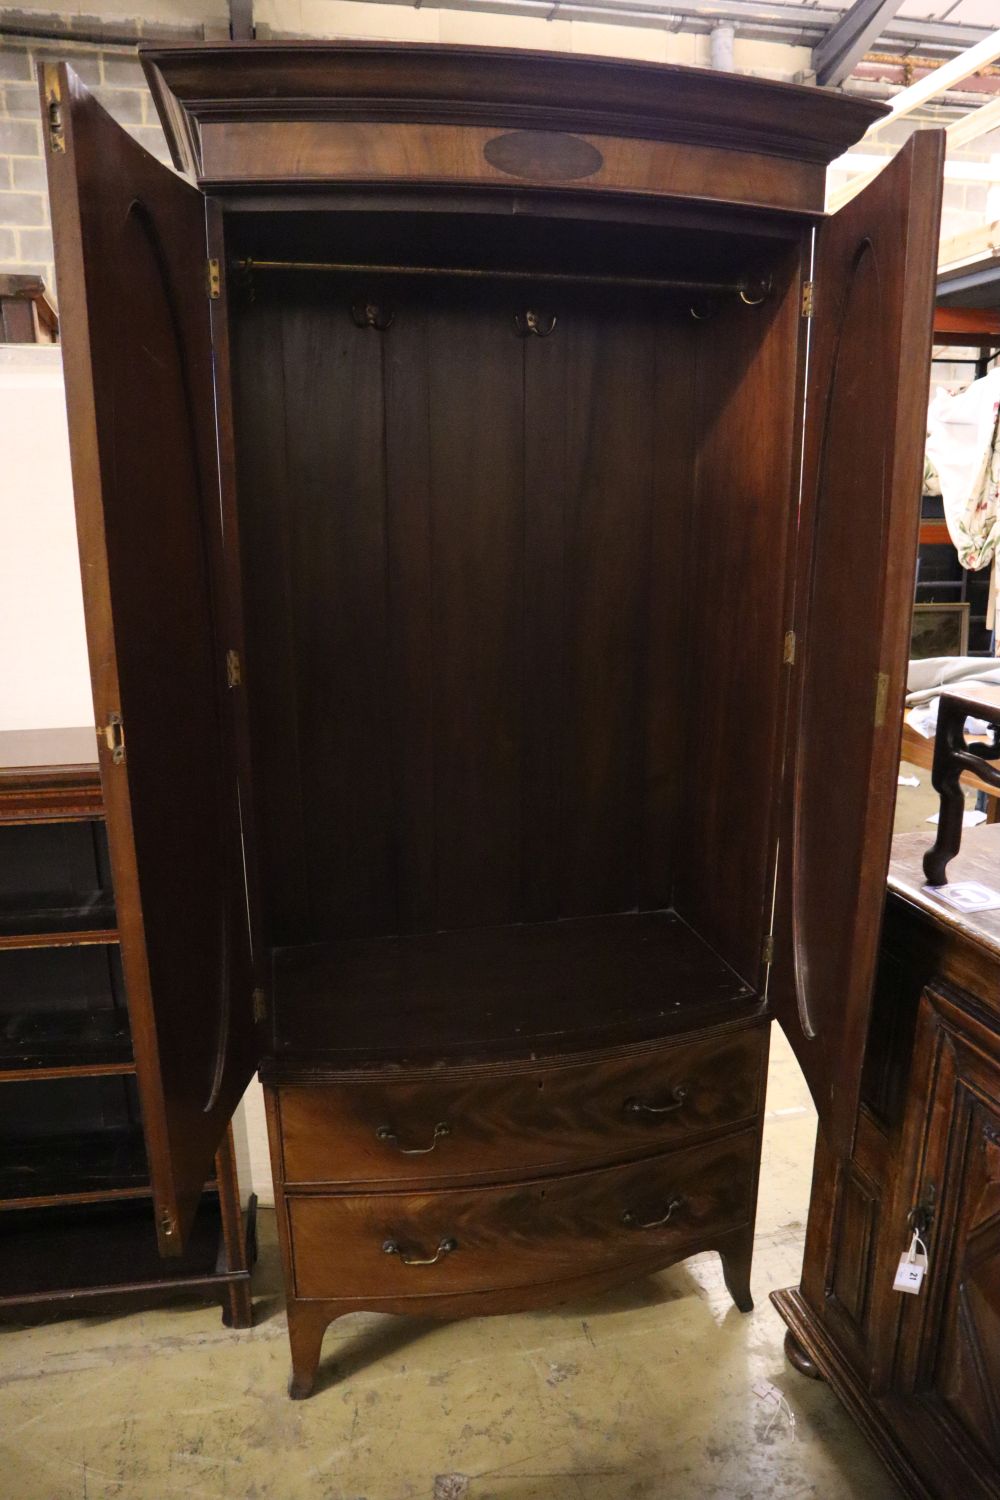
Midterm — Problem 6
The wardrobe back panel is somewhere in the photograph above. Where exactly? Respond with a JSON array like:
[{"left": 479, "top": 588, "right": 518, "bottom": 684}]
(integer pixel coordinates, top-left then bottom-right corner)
[
  {"left": 521, "top": 294, "right": 694, "bottom": 921},
  {"left": 232, "top": 279, "right": 694, "bottom": 945}
]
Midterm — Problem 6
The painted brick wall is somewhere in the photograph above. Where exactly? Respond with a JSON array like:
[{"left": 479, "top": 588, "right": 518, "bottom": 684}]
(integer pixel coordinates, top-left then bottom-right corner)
[{"left": 0, "top": 33, "right": 181, "bottom": 291}]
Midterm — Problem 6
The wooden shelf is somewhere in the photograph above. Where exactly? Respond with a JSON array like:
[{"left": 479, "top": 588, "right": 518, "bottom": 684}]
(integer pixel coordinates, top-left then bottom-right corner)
[
  {"left": 0, "top": 1008, "right": 132, "bottom": 1078},
  {"left": 0, "top": 1192, "right": 253, "bottom": 1311},
  {"left": 0, "top": 1125, "right": 149, "bottom": 1209},
  {"left": 0, "top": 892, "right": 117, "bottom": 949},
  {"left": 269, "top": 909, "right": 758, "bottom": 1075},
  {"left": 0, "top": 928, "right": 119, "bottom": 952}
]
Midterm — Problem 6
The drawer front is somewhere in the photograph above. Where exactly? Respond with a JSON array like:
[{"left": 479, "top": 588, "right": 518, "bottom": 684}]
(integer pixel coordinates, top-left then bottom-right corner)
[
  {"left": 278, "top": 1024, "right": 767, "bottom": 1185},
  {"left": 288, "top": 1130, "right": 757, "bottom": 1299}
]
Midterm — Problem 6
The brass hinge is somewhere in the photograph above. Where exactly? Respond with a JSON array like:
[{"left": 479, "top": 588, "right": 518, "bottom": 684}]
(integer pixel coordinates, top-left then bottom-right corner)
[
  {"left": 207, "top": 258, "right": 221, "bottom": 299},
  {"left": 801, "top": 280, "right": 815, "bottom": 319},
  {"left": 783, "top": 630, "right": 797, "bottom": 666},
  {"left": 103, "top": 711, "right": 125, "bottom": 765},
  {"left": 158, "top": 1207, "right": 176, "bottom": 1241},
  {"left": 762, "top": 933, "right": 775, "bottom": 966},
  {"left": 226, "top": 648, "right": 241, "bottom": 688},
  {"left": 252, "top": 987, "right": 268, "bottom": 1023},
  {"left": 874, "top": 671, "right": 890, "bottom": 728},
  {"left": 42, "top": 65, "right": 65, "bottom": 153}
]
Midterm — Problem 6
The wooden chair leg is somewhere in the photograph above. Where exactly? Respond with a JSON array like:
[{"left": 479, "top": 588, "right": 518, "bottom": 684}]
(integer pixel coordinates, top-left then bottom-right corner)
[
  {"left": 719, "top": 1227, "right": 754, "bottom": 1313},
  {"left": 924, "top": 696, "right": 971, "bottom": 886},
  {"left": 287, "top": 1301, "right": 334, "bottom": 1399}
]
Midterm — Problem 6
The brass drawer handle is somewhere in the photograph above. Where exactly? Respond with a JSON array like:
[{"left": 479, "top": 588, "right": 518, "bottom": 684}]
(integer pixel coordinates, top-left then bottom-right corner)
[
  {"left": 624, "top": 1086, "right": 687, "bottom": 1117},
  {"left": 375, "top": 1121, "right": 451, "bottom": 1154},
  {"left": 622, "top": 1195, "right": 686, "bottom": 1230},
  {"left": 382, "top": 1236, "right": 458, "bottom": 1266}
]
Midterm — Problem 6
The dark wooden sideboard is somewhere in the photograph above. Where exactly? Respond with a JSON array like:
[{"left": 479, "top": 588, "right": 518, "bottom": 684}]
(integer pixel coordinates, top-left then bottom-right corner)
[
  {"left": 774, "top": 824, "right": 1000, "bottom": 1499},
  {"left": 0, "top": 727, "right": 255, "bottom": 1324},
  {"left": 39, "top": 43, "right": 942, "bottom": 1398},
  {"left": 0, "top": 274, "right": 58, "bottom": 344}
]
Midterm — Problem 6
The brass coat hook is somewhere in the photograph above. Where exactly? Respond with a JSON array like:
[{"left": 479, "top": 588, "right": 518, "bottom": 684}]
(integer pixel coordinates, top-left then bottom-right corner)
[
  {"left": 514, "top": 309, "right": 558, "bottom": 338},
  {"left": 351, "top": 298, "right": 394, "bottom": 331}
]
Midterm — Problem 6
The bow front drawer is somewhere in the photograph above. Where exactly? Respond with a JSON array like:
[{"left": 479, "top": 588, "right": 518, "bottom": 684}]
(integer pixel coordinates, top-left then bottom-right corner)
[
  {"left": 276, "top": 1023, "right": 766, "bottom": 1186},
  {"left": 287, "top": 1129, "right": 757, "bottom": 1301}
]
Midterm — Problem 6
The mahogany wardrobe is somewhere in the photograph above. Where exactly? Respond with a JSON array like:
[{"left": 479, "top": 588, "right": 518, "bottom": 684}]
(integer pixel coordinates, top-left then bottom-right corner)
[{"left": 41, "top": 43, "right": 943, "bottom": 1398}]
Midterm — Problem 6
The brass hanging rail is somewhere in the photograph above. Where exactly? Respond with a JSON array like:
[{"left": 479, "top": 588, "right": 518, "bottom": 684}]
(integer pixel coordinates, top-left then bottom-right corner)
[{"left": 231, "top": 257, "right": 771, "bottom": 304}]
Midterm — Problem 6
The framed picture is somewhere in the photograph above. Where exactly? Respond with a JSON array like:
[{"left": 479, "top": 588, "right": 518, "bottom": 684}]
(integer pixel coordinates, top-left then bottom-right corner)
[{"left": 911, "top": 601, "right": 970, "bottom": 660}]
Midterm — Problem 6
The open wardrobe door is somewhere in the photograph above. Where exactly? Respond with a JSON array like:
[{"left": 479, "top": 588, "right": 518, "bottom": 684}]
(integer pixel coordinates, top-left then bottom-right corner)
[
  {"left": 42, "top": 64, "right": 256, "bottom": 1253},
  {"left": 770, "top": 130, "right": 944, "bottom": 1157}
]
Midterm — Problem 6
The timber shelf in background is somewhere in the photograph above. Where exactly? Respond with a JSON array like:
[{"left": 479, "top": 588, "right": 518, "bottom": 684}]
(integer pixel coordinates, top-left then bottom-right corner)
[
  {"left": 0, "top": 1119, "right": 150, "bottom": 1209},
  {"left": 0, "top": 1193, "right": 252, "bottom": 1316},
  {"left": 0, "top": 904, "right": 118, "bottom": 950},
  {"left": 0, "top": 1005, "right": 133, "bottom": 1078}
]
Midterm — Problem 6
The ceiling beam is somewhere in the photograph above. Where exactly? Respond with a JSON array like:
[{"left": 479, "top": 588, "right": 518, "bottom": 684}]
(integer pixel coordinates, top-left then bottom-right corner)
[
  {"left": 813, "top": 0, "right": 907, "bottom": 88},
  {"left": 946, "top": 91, "right": 1000, "bottom": 150},
  {"left": 827, "top": 26, "right": 1000, "bottom": 211},
  {"left": 933, "top": 307, "right": 1000, "bottom": 345},
  {"left": 347, "top": 0, "right": 991, "bottom": 55},
  {"left": 863, "top": 25, "right": 1000, "bottom": 139},
  {"left": 939, "top": 221, "right": 1000, "bottom": 276}
]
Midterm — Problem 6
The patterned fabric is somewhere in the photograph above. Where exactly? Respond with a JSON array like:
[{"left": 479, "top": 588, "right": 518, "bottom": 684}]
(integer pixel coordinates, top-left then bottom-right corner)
[
  {"left": 949, "top": 397, "right": 1000, "bottom": 573},
  {"left": 925, "top": 369, "right": 1000, "bottom": 650},
  {"left": 924, "top": 451, "right": 941, "bottom": 497}
]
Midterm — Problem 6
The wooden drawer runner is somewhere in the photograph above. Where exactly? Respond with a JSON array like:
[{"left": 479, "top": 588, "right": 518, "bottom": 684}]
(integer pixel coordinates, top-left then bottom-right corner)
[
  {"left": 288, "top": 1129, "right": 757, "bottom": 1300},
  {"left": 278, "top": 1024, "right": 766, "bottom": 1186}
]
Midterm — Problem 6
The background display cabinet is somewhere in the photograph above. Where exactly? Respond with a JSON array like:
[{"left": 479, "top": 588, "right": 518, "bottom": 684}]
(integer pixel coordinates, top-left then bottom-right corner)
[
  {"left": 41, "top": 43, "right": 942, "bottom": 1397},
  {"left": 0, "top": 728, "right": 254, "bottom": 1324}
]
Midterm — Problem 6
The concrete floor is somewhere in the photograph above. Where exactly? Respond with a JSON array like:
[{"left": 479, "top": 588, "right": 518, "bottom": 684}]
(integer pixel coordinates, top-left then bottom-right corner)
[
  {"left": 2, "top": 775, "right": 953, "bottom": 1499},
  {"left": 0, "top": 1033, "right": 902, "bottom": 1500}
]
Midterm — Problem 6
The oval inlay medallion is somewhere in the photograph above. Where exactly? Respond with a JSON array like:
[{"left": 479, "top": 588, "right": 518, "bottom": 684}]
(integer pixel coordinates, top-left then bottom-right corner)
[{"left": 483, "top": 130, "right": 603, "bottom": 182}]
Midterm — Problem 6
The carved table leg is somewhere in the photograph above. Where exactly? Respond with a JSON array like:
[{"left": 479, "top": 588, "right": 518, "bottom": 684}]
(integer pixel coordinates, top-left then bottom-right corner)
[
  {"left": 784, "top": 1328, "right": 823, "bottom": 1380},
  {"left": 924, "top": 695, "right": 973, "bottom": 887},
  {"left": 287, "top": 1301, "right": 334, "bottom": 1400},
  {"left": 719, "top": 1227, "right": 754, "bottom": 1313}
]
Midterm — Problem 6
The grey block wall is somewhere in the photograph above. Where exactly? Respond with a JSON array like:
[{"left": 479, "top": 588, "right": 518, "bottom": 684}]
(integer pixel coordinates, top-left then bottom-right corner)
[{"left": 0, "top": 32, "right": 179, "bottom": 292}]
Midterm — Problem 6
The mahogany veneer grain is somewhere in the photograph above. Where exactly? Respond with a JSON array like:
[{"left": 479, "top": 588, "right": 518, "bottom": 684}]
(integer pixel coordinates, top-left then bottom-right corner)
[
  {"left": 287, "top": 1132, "right": 758, "bottom": 1301},
  {"left": 276, "top": 1023, "right": 768, "bottom": 1186}
]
